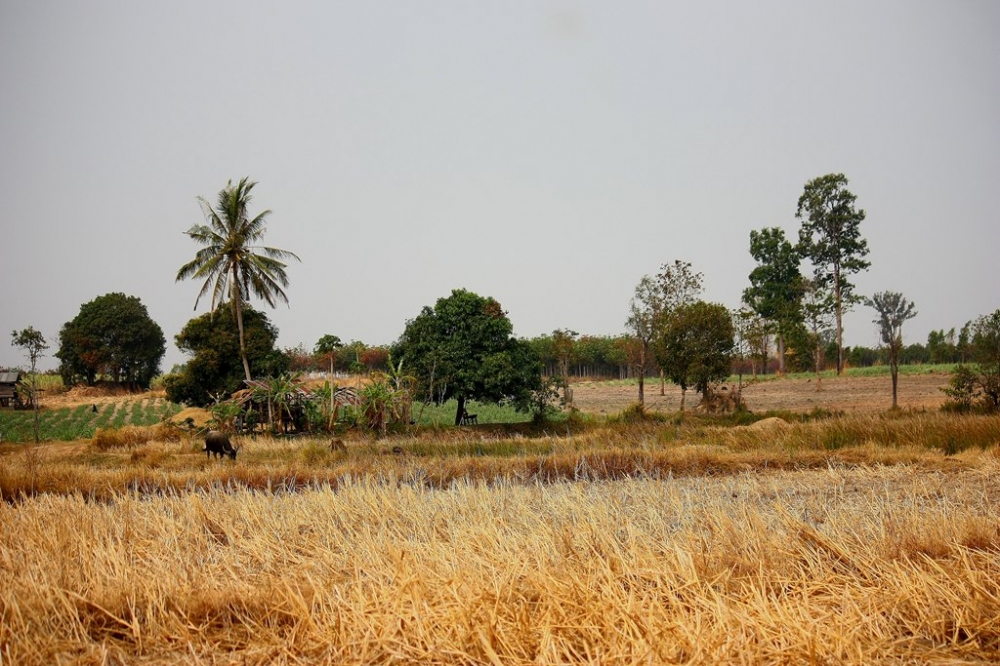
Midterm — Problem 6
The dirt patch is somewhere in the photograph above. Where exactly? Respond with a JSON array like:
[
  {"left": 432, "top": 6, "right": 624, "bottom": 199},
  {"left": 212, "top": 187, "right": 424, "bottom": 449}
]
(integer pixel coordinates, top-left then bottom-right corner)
[{"left": 570, "top": 372, "right": 952, "bottom": 415}]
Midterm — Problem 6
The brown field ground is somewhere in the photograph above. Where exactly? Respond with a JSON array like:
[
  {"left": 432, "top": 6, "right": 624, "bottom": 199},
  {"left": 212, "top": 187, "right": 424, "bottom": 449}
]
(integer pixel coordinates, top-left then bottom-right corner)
[
  {"left": 40, "top": 371, "right": 952, "bottom": 418},
  {"left": 572, "top": 371, "right": 951, "bottom": 415}
]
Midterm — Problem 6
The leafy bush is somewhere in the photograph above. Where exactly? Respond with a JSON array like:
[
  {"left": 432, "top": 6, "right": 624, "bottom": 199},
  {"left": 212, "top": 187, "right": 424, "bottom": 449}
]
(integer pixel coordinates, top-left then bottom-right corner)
[{"left": 941, "top": 365, "right": 981, "bottom": 412}]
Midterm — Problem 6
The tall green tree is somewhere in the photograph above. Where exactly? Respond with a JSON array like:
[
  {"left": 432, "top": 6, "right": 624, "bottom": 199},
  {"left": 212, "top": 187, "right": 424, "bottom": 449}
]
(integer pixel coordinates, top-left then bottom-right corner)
[
  {"left": 652, "top": 301, "right": 734, "bottom": 412},
  {"left": 394, "top": 289, "right": 542, "bottom": 425},
  {"left": 867, "top": 291, "right": 917, "bottom": 409},
  {"left": 164, "top": 304, "right": 289, "bottom": 407},
  {"left": 796, "top": 173, "right": 871, "bottom": 375},
  {"left": 927, "top": 329, "right": 959, "bottom": 364},
  {"left": 55, "top": 293, "right": 166, "bottom": 389},
  {"left": 626, "top": 261, "right": 704, "bottom": 405},
  {"left": 655, "top": 260, "right": 705, "bottom": 395},
  {"left": 176, "top": 177, "right": 300, "bottom": 382},
  {"left": 970, "top": 309, "right": 1000, "bottom": 410},
  {"left": 11, "top": 327, "right": 48, "bottom": 443},
  {"left": 743, "top": 227, "right": 803, "bottom": 374}
]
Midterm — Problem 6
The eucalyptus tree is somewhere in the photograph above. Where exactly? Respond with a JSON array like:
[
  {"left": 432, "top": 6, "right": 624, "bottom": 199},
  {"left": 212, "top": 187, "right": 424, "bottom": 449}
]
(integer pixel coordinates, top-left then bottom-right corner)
[
  {"left": 743, "top": 227, "right": 803, "bottom": 374},
  {"left": 796, "top": 173, "right": 871, "bottom": 375},
  {"left": 868, "top": 291, "right": 917, "bottom": 409},
  {"left": 176, "top": 178, "right": 300, "bottom": 382}
]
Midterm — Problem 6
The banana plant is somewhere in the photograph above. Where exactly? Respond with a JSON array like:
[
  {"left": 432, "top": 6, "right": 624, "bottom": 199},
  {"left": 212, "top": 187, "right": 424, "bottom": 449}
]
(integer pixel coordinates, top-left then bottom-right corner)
[
  {"left": 359, "top": 360, "right": 414, "bottom": 437},
  {"left": 250, "top": 373, "right": 300, "bottom": 434},
  {"left": 208, "top": 400, "right": 244, "bottom": 433}
]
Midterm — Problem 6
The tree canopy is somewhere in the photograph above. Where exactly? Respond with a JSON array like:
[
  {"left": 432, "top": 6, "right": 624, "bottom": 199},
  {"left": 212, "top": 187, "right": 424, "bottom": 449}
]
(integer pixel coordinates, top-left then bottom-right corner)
[
  {"left": 314, "top": 334, "right": 344, "bottom": 357},
  {"left": 868, "top": 291, "right": 917, "bottom": 409},
  {"left": 796, "top": 173, "right": 870, "bottom": 375},
  {"left": 393, "top": 289, "right": 542, "bottom": 425},
  {"left": 626, "top": 261, "right": 705, "bottom": 405},
  {"left": 970, "top": 309, "right": 1000, "bottom": 410},
  {"left": 743, "top": 227, "right": 803, "bottom": 373},
  {"left": 652, "top": 301, "right": 734, "bottom": 411},
  {"left": 164, "top": 304, "right": 289, "bottom": 407},
  {"left": 176, "top": 177, "right": 299, "bottom": 382},
  {"left": 11, "top": 326, "right": 48, "bottom": 442},
  {"left": 55, "top": 293, "right": 165, "bottom": 389}
]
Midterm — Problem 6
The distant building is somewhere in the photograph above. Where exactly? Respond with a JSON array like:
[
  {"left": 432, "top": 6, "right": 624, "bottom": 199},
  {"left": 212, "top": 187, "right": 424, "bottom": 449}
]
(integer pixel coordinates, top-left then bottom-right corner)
[{"left": 0, "top": 371, "right": 25, "bottom": 408}]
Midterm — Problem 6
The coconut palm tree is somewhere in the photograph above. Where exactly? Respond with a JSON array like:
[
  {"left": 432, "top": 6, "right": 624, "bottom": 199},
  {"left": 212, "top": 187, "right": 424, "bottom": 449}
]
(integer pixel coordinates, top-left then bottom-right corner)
[{"left": 176, "top": 177, "right": 299, "bottom": 381}]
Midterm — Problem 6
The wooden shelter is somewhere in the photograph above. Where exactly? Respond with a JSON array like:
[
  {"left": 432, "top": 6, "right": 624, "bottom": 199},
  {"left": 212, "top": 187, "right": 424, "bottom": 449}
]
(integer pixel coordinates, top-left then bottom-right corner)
[
  {"left": 230, "top": 380, "right": 362, "bottom": 434},
  {"left": 0, "top": 371, "right": 25, "bottom": 409}
]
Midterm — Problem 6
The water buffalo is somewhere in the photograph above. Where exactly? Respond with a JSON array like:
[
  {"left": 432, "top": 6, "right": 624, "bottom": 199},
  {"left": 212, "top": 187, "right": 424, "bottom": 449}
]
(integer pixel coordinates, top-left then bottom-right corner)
[{"left": 204, "top": 430, "right": 239, "bottom": 460}]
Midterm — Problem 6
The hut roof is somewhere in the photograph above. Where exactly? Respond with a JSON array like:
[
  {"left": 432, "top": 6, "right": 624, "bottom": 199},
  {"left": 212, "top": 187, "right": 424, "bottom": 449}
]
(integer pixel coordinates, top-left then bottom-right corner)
[{"left": 0, "top": 371, "right": 22, "bottom": 385}]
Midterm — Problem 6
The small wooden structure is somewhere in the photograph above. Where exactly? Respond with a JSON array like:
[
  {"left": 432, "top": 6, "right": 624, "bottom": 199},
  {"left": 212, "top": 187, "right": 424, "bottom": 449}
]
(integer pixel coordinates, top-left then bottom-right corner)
[
  {"left": 0, "top": 371, "right": 25, "bottom": 409},
  {"left": 231, "top": 381, "right": 362, "bottom": 434}
]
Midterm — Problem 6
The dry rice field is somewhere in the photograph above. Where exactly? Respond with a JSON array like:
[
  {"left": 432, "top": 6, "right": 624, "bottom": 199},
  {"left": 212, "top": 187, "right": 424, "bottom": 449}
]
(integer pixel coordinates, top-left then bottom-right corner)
[
  {"left": 572, "top": 372, "right": 951, "bottom": 415},
  {"left": 2, "top": 375, "right": 999, "bottom": 664}
]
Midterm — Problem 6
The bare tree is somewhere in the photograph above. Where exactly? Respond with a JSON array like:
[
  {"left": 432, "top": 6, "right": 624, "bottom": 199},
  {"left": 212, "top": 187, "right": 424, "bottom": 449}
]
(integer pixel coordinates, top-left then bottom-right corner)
[
  {"left": 868, "top": 291, "right": 917, "bottom": 409},
  {"left": 11, "top": 327, "right": 48, "bottom": 443},
  {"left": 625, "top": 275, "right": 661, "bottom": 407}
]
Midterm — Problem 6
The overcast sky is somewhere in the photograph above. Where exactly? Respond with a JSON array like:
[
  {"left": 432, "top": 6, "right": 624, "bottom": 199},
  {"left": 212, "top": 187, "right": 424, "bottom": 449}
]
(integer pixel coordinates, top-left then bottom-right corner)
[{"left": 2, "top": 1, "right": 998, "bottom": 372}]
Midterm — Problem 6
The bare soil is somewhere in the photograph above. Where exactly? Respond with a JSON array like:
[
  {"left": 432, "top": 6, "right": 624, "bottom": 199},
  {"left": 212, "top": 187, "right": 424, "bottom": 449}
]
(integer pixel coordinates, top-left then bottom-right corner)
[{"left": 570, "top": 372, "right": 952, "bottom": 415}]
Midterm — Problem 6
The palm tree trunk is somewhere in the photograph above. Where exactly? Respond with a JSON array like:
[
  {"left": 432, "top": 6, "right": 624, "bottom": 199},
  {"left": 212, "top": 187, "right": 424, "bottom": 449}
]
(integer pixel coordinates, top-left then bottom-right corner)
[{"left": 233, "top": 275, "right": 252, "bottom": 382}]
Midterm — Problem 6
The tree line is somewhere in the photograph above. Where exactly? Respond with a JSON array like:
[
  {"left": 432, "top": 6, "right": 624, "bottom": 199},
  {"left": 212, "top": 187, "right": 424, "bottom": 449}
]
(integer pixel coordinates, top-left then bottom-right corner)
[{"left": 10, "top": 174, "right": 999, "bottom": 427}]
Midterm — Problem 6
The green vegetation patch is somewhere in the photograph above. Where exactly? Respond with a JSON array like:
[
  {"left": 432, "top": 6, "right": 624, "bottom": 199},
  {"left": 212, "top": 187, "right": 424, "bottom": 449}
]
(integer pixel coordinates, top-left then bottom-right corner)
[
  {"left": 0, "top": 399, "right": 183, "bottom": 443},
  {"left": 411, "top": 399, "right": 534, "bottom": 426}
]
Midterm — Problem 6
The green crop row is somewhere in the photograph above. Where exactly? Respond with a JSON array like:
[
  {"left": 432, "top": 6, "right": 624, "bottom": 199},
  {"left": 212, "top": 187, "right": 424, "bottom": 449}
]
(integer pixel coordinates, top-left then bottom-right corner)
[{"left": 0, "top": 399, "right": 181, "bottom": 443}]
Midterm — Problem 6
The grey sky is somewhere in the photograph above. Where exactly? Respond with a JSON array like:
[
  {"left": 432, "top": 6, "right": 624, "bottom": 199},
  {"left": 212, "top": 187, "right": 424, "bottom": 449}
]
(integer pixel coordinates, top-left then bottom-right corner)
[{"left": 2, "top": 1, "right": 998, "bottom": 372}]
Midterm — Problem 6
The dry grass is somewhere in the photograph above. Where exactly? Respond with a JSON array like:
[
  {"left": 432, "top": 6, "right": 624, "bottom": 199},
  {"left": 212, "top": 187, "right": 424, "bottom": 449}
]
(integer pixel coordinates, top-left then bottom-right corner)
[
  {"left": 90, "top": 423, "right": 187, "bottom": 451},
  {"left": 1, "top": 412, "right": 999, "bottom": 663}
]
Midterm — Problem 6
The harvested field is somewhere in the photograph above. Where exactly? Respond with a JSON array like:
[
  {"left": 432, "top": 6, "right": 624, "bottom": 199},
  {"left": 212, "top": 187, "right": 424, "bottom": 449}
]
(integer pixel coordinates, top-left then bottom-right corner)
[
  {"left": 4, "top": 371, "right": 998, "bottom": 663},
  {"left": 2, "top": 459, "right": 1000, "bottom": 664},
  {"left": 571, "top": 372, "right": 952, "bottom": 415}
]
